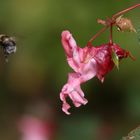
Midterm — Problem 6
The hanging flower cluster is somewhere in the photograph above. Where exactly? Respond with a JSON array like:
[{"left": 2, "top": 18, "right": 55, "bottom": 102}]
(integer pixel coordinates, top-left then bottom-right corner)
[{"left": 60, "top": 4, "right": 140, "bottom": 115}]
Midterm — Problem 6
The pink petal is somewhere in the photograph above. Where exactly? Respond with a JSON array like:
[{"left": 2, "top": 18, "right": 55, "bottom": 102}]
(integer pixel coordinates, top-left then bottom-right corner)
[
  {"left": 69, "top": 90, "right": 88, "bottom": 107},
  {"left": 60, "top": 84, "right": 88, "bottom": 115},
  {"left": 60, "top": 30, "right": 130, "bottom": 114},
  {"left": 61, "top": 30, "right": 77, "bottom": 57},
  {"left": 60, "top": 70, "right": 96, "bottom": 115},
  {"left": 60, "top": 30, "right": 99, "bottom": 114},
  {"left": 61, "top": 30, "right": 82, "bottom": 72},
  {"left": 62, "top": 101, "right": 71, "bottom": 115}
]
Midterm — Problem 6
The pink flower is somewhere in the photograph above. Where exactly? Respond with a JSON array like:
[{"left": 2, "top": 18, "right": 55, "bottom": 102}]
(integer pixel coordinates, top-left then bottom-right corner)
[
  {"left": 60, "top": 30, "right": 129, "bottom": 115},
  {"left": 18, "top": 116, "right": 47, "bottom": 140},
  {"left": 18, "top": 115, "right": 56, "bottom": 140}
]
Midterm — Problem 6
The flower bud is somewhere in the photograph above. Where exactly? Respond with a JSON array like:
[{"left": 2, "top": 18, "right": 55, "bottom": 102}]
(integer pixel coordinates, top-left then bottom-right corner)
[{"left": 115, "top": 15, "right": 136, "bottom": 32}]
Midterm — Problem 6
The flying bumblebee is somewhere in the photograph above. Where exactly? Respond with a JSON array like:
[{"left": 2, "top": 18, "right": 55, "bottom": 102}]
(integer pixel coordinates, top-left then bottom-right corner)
[{"left": 0, "top": 34, "right": 16, "bottom": 61}]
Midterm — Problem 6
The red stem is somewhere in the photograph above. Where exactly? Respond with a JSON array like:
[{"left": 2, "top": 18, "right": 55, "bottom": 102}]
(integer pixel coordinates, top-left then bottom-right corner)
[
  {"left": 87, "top": 26, "right": 108, "bottom": 46},
  {"left": 112, "top": 3, "right": 140, "bottom": 19},
  {"left": 88, "top": 3, "right": 140, "bottom": 45},
  {"left": 109, "top": 24, "right": 113, "bottom": 45}
]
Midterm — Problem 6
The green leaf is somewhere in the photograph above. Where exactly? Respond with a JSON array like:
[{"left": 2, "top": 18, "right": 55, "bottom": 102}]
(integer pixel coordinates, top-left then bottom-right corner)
[
  {"left": 121, "top": 126, "right": 140, "bottom": 140},
  {"left": 112, "top": 49, "right": 119, "bottom": 69}
]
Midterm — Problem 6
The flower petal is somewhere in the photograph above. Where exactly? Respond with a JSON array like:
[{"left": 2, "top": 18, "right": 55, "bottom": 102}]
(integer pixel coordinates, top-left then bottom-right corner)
[
  {"left": 61, "top": 31, "right": 76, "bottom": 55},
  {"left": 60, "top": 83, "right": 88, "bottom": 115},
  {"left": 69, "top": 90, "right": 88, "bottom": 107},
  {"left": 60, "top": 30, "right": 130, "bottom": 114},
  {"left": 61, "top": 30, "right": 82, "bottom": 72},
  {"left": 60, "top": 69, "right": 97, "bottom": 114}
]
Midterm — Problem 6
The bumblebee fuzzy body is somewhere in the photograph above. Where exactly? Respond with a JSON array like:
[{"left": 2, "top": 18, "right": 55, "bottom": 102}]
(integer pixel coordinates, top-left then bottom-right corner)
[{"left": 0, "top": 34, "right": 16, "bottom": 59}]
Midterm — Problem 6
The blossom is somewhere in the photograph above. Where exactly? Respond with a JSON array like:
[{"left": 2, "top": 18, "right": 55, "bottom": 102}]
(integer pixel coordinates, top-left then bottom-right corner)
[
  {"left": 18, "top": 116, "right": 47, "bottom": 140},
  {"left": 18, "top": 115, "right": 56, "bottom": 140},
  {"left": 60, "top": 30, "right": 129, "bottom": 115}
]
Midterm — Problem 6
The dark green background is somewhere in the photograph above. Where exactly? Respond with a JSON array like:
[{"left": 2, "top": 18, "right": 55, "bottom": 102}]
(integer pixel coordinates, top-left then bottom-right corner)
[{"left": 0, "top": 0, "right": 140, "bottom": 140}]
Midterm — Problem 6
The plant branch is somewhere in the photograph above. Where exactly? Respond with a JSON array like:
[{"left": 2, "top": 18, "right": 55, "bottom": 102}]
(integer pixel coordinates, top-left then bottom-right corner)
[
  {"left": 87, "top": 26, "right": 108, "bottom": 46},
  {"left": 88, "top": 3, "right": 140, "bottom": 46},
  {"left": 112, "top": 3, "right": 140, "bottom": 19},
  {"left": 109, "top": 24, "right": 113, "bottom": 45}
]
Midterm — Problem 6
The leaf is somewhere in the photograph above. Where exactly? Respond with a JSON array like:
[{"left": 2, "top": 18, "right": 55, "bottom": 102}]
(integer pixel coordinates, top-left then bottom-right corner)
[
  {"left": 121, "top": 126, "right": 140, "bottom": 140},
  {"left": 112, "top": 49, "right": 119, "bottom": 69}
]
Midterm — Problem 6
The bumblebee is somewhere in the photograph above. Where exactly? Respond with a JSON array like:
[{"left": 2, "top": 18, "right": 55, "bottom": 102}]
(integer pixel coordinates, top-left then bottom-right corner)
[{"left": 0, "top": 34, "right": 16, "bottom": 60}]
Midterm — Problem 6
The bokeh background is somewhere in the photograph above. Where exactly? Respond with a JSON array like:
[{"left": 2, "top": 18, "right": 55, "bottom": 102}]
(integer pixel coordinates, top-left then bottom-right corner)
[{"left": 0, "top": 0, "right": 140, "bottom": 140}]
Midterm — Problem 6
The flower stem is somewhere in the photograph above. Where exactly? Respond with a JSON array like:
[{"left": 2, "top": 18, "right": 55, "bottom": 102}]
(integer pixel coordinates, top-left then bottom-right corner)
[
  {"left": 88, "top": 3, "right": 140, "bottom": 46},
  {"left": 109, "top": 24, "right": 113, "bottom": 45},
  {"left": 87, "top": 26, "right": 108, "bottom": 46},
  {"left": 112, "top": 3, "right": 140, "bottom": 19}
]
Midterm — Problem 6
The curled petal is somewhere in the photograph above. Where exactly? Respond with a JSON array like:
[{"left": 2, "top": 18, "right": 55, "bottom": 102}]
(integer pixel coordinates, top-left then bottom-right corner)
[
  {"left": 69, "top": 90, "right": 88, "bottom": 107},
  {"left": 60, "top": 83, "right": 88, "bottom": 115},
  {"left": 61, "top": 30, "right": 77, "bottom": 57},
  {"left": 61, "top": 31, "right": 84, "bottom": 72},
  {"left": 60, "top": 69, "right": 97, "bottom": 115},
  {"left": 62, "top": 101, "right": 71, "bottom": 115}
]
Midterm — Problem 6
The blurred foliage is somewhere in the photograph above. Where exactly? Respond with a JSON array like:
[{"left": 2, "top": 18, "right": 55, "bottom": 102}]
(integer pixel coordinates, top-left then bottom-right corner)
[
  {"left": 0, "top": 0, "right": 140, "bottom": 140},
  {"left": 122, "top": 126, "right": 140, "bottom": 140}
]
